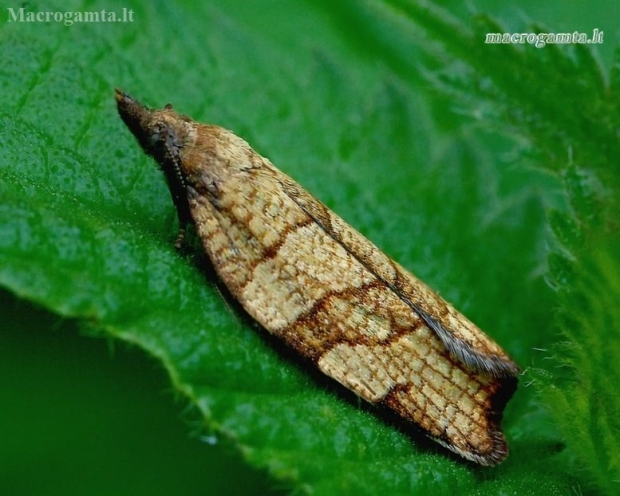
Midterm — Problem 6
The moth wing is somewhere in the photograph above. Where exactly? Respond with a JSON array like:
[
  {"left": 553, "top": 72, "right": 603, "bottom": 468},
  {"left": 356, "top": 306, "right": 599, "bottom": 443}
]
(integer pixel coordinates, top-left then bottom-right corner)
[
  {"left": 190, "top": 157, "right": 516, "bottom": 465},
  {"left": 279, "top": 175, "right": 519, "bottom": 378}
]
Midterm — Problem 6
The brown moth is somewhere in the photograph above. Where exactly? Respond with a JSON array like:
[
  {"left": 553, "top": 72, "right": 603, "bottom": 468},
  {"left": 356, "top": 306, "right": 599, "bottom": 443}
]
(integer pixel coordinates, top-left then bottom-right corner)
[{"left": 115, "top": 89, "right": 519, "bottom": 466}]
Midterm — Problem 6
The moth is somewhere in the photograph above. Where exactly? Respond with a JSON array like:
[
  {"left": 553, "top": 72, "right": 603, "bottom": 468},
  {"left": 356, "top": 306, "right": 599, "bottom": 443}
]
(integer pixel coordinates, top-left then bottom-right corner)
[{"left": 115, "top": 89, "right": 519, "bottom": 466}]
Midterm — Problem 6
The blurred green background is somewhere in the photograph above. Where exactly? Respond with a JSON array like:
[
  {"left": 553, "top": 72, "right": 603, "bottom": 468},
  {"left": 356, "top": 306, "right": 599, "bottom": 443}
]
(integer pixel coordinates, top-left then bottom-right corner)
[
  {"left": 1, "top": 1, "right": 619, "bottom": 495},
  {"left": 0, "top": 289, "right": 274, "bottom": 495}
]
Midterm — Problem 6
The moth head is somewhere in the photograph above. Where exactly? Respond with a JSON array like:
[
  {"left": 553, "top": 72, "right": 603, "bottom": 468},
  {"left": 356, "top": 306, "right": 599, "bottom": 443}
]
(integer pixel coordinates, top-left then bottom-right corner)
[{"left": 115, "top": 89, "right": 191, "bottom": 166}]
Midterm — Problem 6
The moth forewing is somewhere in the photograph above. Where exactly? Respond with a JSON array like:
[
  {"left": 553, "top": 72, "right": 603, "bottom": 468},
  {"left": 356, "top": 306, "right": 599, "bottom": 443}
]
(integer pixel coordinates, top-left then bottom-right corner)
[{"left": 116, "top": 89, "right": 519, "bottom": 466}]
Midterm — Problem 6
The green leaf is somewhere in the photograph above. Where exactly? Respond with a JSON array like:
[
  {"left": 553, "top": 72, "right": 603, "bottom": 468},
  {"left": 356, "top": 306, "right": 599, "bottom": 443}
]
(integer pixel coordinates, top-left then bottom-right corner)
[
  {"left": 3, "top": 0, "right": 618, "bottom": 494},
  {"left": 544, "top": 164, "right": 620, "bottom": 496}
]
